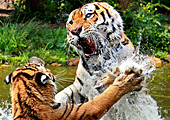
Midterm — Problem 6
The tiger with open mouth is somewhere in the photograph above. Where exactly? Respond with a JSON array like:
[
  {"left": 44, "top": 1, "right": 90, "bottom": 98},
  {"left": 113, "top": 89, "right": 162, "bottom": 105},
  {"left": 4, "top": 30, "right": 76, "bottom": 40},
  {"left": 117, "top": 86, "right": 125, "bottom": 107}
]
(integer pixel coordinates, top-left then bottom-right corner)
[
  {"left": 55, "top": 1, "right": 135, "bottom": 101},
  {"left": 54, "top": 2, "right": 142, "bottom": 120},
  {"left": 55, "top": 2, "right": 136, "bottom": 101}
]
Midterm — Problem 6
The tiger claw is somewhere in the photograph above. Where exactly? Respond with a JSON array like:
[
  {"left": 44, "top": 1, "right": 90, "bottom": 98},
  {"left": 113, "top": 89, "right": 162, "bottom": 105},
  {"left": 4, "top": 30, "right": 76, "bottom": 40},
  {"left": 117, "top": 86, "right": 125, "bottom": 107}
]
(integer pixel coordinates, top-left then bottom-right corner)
[
  {"left": 112, "top": 67, "right": 144, "bottom": 94},
  {"left": 133, "top": 85, "right": 143, "bottom": 91},
  {"left": 131, "top": 76, "right": 144, "bottom": 86},
  {"left": 98, "top": 67, "right": 121, "bottom": 88},
  {"left": 125, "top": 68, "right": 142, "bottom": 75}
]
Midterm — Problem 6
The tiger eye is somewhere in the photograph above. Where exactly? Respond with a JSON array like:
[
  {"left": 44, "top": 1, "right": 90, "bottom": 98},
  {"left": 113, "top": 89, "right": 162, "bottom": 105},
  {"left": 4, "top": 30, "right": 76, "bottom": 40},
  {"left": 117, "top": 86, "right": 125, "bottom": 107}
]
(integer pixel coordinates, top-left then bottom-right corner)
[
  {"left": 69, "top": 20, "right": 73, "bottom": 25},
  {"left": 85, "top": 13, "right": 93, "bottom": 18}
]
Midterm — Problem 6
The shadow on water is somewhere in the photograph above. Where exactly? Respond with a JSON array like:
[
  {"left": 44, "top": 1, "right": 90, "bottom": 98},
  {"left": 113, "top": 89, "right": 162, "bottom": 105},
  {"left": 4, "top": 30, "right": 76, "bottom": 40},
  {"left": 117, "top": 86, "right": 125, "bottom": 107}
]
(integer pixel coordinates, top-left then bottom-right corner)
[{"left": 0, "top": 64, "right": 169, "bottom": 119}]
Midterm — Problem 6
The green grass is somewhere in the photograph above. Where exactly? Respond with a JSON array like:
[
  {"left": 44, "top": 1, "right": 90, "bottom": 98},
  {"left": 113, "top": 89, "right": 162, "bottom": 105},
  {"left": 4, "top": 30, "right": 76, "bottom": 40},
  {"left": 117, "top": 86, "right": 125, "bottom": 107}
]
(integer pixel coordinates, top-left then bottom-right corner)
[
  {"left": 121, "top": 2, "right": 170, "bottom": 53},
  {"left": 0, "top": 19, "right": 77, "bottom": 66},
  {"left": 0, "top": 2, "right": 170, "bottom": 66}
]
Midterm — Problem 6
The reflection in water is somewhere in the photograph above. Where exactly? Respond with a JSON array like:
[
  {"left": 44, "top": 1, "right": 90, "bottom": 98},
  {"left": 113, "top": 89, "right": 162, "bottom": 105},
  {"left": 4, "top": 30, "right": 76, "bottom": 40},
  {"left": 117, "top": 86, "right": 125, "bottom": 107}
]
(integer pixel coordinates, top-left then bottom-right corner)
[
  {"left": 0, "top": 64, "right": 169, "bottom": 119},
  {"left": 148, "top": 64, "right": 170, "bottom": 120}
]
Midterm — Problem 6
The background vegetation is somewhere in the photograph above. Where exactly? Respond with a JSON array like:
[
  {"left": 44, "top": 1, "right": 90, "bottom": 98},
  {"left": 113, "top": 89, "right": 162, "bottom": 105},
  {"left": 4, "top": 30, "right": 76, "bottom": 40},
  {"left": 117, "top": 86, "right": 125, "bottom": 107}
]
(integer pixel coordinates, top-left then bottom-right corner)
[
  {"left": 0, "top": 0, "right": 169, "bottom": 66},
  {"left": 0, "top": 19, "right": 77, "bottom": 66}
]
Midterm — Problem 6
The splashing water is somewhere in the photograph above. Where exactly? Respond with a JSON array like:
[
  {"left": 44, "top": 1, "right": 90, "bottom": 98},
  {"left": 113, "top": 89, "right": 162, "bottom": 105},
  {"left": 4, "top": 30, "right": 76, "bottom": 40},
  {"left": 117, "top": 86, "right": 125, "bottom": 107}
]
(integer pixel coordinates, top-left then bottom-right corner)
[
  {"left": 82, "top": 40, "right": 162, "bottom": 120},
  {"left": 0, "top": 45, "right": 164, "bottom": 120},
  {"left": 0, "top": 102, "right": 12, "bottom": 120}
]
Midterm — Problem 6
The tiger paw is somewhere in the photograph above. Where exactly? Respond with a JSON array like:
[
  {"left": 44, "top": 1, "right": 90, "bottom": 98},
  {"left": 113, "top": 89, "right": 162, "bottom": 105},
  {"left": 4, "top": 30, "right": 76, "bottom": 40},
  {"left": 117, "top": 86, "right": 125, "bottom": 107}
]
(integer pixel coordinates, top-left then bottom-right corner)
[
  {"left": 112, "top": 68, "right": 144, "bottom": 94},
  {"left": 95, "top": 67, "right": 121, "bottom": 91},
  {"left": 95, "top": 65, "right": 143, "bottom": 93}
]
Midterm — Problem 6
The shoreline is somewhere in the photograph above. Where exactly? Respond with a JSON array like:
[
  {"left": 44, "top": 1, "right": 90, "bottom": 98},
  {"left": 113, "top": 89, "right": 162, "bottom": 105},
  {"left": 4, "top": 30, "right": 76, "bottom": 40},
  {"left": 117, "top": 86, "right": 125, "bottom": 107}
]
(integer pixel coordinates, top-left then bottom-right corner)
[{"left": 0, "top": 55, "right": 169, "bottom": 68}]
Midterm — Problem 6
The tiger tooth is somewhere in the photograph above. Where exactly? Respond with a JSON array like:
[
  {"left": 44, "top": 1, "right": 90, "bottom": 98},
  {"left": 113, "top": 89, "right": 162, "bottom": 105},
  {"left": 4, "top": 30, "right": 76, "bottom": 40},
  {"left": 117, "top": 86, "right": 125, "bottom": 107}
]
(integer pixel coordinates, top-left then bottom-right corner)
[
  {"left": 85, "top": 54, "right": 90, "bottom": 57},
  {"left": 88, "top": 39, "right": 91, "bottom": 43},
  {"left": 77, "top": 42, "right": 80, "bottom": 46}
]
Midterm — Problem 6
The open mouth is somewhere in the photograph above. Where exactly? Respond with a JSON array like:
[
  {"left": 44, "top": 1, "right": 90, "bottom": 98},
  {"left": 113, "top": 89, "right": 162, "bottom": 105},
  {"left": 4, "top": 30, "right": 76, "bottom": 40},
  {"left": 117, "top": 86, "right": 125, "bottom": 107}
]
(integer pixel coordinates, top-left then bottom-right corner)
[{"left": 78, "top": 38, "right": 97, "bottom": 56}]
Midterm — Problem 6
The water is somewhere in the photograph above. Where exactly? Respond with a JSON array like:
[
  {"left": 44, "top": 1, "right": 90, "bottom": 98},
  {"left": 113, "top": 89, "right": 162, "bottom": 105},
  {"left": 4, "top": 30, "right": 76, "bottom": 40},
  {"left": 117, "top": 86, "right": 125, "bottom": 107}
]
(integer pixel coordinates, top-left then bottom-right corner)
[
  {"left": 147, "top": 64, "right": 170, "bottom": 120},
  {"left": 79, "top": 40, "right": 162, "bottom": 120},
  {"left": 0, "top": 65, "right": 169, "bottom": 119},
  {"left": 0, "top": 66, "right": 77, "bottom": 120}
]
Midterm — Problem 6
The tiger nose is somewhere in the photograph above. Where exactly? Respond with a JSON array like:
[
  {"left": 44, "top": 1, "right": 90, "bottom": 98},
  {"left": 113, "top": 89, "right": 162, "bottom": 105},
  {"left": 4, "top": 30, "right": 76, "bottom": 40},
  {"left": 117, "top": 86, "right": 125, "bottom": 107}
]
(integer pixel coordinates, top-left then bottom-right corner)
[{"left": 71, "top": 27, "right": 82, "bottom": 35}]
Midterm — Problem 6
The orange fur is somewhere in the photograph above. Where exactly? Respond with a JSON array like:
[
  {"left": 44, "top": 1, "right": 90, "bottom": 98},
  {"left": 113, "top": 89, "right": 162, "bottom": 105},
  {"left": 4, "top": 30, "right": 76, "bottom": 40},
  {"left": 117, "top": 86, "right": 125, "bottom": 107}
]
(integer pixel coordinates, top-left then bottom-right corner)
[
  {"left": 5, "top": 63, "right": 143, "bottom": 120},
  {"left": 121, "top": 32, "right": 135, "bottom": 52},
  {"left": 67, "top": 2, "right": 135, "bottom": 52}
]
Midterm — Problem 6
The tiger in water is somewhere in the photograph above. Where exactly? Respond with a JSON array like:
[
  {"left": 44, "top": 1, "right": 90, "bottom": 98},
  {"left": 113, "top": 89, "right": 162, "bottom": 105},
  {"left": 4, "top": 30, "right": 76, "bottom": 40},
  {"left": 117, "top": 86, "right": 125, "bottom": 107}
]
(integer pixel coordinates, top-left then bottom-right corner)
[
  {"left": 55, "top": 1, "right": 135, "bottom": 103},
  {"left": 56, "top": 2, "right": 162, "bottom": 120},
  {"left": 52, "top": 2, "right": 149, "bottom": 120},
  {"left": 4, "top": 63, "right": 143, "bottom": 120}
]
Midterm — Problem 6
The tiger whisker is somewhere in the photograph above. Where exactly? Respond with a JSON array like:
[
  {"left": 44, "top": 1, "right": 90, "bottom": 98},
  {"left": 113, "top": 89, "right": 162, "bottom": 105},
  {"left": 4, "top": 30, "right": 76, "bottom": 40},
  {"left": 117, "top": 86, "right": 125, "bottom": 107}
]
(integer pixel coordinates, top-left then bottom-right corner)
[
  {"left": 57, "top": 78, "right": 74, "bottom": 82},
  {"left": 55, "top": 81, "right": 65, "bottom": 89},
  {"left": 54, "top": 69, "right": 67, "bottom": 78}
]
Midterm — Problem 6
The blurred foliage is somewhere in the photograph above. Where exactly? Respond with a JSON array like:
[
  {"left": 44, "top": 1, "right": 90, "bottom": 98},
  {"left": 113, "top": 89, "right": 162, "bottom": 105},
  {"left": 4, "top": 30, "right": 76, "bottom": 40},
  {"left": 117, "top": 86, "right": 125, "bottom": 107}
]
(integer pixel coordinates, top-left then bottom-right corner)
[
  {"left": 0, "top": 19, "right": 65, "bottom": 55},
  {"left": 0, "top": 0, "right": 169, "bottom": 65},
  {"left": 11, "top": 0, "right": 95, "bottom": 22},
  {"left": 121, "top": 2, "right": 170, "bottom": 53},
  {"left": 0, "top": 19, "right": 77, "bottom": 65},
  {"left": 153, "top": 51, "right": 169, "bottom": 61},
  {"left": 145, "top": 0, "right": 170, "bottom": 11}
]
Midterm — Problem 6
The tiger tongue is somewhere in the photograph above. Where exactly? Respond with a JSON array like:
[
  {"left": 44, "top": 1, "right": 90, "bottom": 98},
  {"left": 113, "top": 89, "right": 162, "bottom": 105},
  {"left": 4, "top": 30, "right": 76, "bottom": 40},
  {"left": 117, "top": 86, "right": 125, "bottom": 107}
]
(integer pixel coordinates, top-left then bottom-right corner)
[
  {"left": 85, "top": 50, "right": 97, "bottom": 56},
  {"left": 86, "top": 39, "right": 95, "bottom": 47},
  {"left": 85, "top": 39, "right": 97, "bottom": 56}
]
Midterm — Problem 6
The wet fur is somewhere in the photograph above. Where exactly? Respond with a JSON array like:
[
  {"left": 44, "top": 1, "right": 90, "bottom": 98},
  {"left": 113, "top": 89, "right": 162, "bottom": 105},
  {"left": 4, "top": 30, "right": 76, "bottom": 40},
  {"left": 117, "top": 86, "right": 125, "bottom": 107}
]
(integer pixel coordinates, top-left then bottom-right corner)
[
  {"left": 5, "top": 63, "right": 143, "bottom": 120},
  {"left": 55, "top": 2, "right": 135, "bottom": 104}
]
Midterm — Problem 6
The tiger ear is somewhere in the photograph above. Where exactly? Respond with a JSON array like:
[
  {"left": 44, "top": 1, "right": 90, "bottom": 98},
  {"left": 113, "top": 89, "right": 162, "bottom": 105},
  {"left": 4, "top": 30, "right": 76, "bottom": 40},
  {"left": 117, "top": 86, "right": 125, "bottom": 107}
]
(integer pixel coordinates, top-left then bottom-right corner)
[
  {"left": 35, "top": 72, "right": 51, "bottom": 85},
  {"left": 4, "top": 72, "right": 12, "bottom": 85}
]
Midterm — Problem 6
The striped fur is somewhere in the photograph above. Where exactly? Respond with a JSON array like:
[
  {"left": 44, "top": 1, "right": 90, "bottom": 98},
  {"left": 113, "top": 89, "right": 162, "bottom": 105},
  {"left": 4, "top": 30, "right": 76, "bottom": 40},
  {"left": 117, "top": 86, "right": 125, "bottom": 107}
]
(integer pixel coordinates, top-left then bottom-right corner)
[
  {"left": 55, "top": 2, "right": 135, "bottom": 103},
  {"left": 4, "top": 63, "right": 143, "bottom": 120},
  {"left": 55, "top": 2, "right": 138, "bottom": 120}
]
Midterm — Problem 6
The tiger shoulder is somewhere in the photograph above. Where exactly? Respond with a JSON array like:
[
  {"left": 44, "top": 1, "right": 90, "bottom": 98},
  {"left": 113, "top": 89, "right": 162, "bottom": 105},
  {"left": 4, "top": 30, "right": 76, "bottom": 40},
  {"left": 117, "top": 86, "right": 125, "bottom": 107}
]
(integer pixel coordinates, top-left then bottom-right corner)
[{"left": 4, "top": 63, "right": 143, "bottom": 120}]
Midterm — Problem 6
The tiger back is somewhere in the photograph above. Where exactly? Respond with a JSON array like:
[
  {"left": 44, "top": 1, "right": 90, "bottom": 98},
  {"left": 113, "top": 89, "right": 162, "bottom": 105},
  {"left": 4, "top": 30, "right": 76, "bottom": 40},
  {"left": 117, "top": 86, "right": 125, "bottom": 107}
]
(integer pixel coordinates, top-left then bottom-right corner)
[{"left": 4, "top": 63, "right": 143, "bottom": 120}]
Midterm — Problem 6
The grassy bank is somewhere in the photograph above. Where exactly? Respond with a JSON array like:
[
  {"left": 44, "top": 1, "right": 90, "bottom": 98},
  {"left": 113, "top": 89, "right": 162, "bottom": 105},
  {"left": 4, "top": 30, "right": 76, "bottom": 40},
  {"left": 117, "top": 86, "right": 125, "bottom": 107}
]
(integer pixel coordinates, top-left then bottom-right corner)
[
  {"left": 0, "top": 1, "right": 169, "bottom": 67},
  {"left": 0, "top": 19, "right": 77, "bottom": 66},
  {"left": 0, "top": 19, "right": 169, "bottom": 67}
]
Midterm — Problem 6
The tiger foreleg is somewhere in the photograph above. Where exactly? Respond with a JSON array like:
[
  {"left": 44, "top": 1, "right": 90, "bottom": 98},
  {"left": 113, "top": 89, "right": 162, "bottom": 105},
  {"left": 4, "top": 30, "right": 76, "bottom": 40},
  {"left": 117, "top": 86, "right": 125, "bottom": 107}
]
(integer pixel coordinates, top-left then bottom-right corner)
[
  {"left": 62, "top": 68, "right": 144, "bottom": 120},
  {"left": 96, "top": 67, "right": 143, "bottom": 92},
  {"left": 96, "top": 67, "right": 121, "bottom": 89}
]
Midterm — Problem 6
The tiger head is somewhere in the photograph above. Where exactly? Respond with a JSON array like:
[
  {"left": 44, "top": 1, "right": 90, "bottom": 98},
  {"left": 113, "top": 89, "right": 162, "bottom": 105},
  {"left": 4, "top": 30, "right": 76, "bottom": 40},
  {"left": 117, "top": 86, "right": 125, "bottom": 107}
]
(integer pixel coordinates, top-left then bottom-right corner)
[
  {"left": 4, "top": 63, "right": 57, "bottom": 105},
  {"left": 66, "top": 2, "right": 125, "bottom": 58}
]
